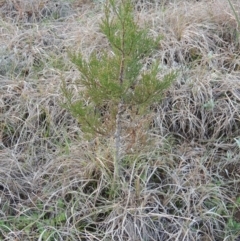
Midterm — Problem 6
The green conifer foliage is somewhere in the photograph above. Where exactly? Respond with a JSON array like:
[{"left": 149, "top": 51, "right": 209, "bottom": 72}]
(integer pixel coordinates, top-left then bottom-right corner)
[{"left": 62, "top": 0, "right": 175, "bottom": 136}]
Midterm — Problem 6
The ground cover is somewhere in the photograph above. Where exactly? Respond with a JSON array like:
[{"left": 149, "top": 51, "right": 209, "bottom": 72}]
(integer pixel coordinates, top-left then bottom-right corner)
[{"left": 0, "top": 0, "right": 240, "bottom": 240}]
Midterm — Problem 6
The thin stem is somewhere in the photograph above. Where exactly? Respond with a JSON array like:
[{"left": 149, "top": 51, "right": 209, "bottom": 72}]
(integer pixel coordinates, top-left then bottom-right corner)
[
  {"left": 114, "top": 6, "right": 126, "bottom": 182},
  {"left": 114, "top": 100, "right": 124, "bottom": 181}
]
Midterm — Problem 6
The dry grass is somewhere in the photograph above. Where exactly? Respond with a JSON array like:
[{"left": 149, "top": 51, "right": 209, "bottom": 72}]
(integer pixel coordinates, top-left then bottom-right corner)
[{"left": 1, "top": 0, "right": 240, "bottom": 240}]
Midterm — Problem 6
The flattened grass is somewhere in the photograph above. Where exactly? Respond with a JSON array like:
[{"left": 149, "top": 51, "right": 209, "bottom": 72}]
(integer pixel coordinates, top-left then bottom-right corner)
[{"left": 1, "top": 0, "right": 240, "bottom": 240}]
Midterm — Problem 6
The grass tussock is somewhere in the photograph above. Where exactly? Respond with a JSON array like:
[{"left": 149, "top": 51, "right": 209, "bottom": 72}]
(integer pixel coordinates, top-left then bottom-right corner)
[{"left": 1, "top": 0, "right": 240, "bottom": 240}]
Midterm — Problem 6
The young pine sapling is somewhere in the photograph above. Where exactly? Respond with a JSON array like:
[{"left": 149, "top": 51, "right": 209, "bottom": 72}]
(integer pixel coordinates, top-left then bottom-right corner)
[{"left": 62, "top": 0, "right": 176, "bottom": 185}]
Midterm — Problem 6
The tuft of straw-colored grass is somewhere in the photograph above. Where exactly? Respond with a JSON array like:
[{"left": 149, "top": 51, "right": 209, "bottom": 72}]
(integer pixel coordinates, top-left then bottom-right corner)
[{"left": 1, "top": 0, "right": 240, "bottom": 240}]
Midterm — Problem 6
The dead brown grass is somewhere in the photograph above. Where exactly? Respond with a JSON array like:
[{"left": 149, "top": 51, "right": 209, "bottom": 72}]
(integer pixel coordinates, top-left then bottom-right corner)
[{"left": 1, "top": 0, "right": 240, "bottom": 240}]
